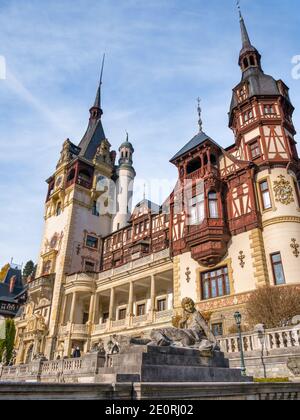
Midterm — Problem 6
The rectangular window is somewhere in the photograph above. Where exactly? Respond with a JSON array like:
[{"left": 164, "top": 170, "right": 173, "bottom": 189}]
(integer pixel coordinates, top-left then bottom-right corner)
[
  {"left": 208, "top": 192, "right": 219, "bottom": 218},
  {"left": 137, "top": 304, "right": 146, "bottom": 317},
  {"left": 264, "top": 104, "right": 275, "bottom": 115},
  {"left": 212, "top": 323, "right": 223, "bottom": 337},
  {"left": 118, "top": 308, "right": 127, "bottom": 320},
  {"left": 259, "top": 180, "right": 272, "bottom": 210},
  {"left": 271, "top": 253, "right": 286, "bottom": 285},
  {"left": 92, "top": 201, "right": 100, "bottom": 217},
  {"left": 157, "top": 298, "right": 167, "bottom": 312},
  {"left": 84, "top": 261, "right": 95, "bottom": 272},
  {"left": 201, "top": 267, "right": 230, "bottom": 301},
  {"left": 189, "top": 193, "right": 205, "bottom": 225},
  {"left": 85, "top": 235, "right": 99, "bottom": 249},
  {"left": 250, "top": 141, "right": 261, "bottom": 159}
]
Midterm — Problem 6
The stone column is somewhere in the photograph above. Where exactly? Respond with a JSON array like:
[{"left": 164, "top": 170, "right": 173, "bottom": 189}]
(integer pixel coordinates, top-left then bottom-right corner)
[
  {"left": 88, "top": 294, "right": 95, "bottom": 325},
  {"left": 127, "top": 282, "right": 134, "bottom": 327},
  {"left": 109, "top": 288, "right": 115, "bottom": 322},
  {"left": 150, "top": 275, "right": 156, "bottom": 322},
  {"left": 70, "top": 292, "right": 77, "bottom": 324},
  {"left": 150, "top": 275, "right": 156, "bottom": 312},
  {"left": 93, "top": 293, "right": 100, "bottom": 325},
  {"left": 60, "top": 294, "right": 68, "bottom": 325}
]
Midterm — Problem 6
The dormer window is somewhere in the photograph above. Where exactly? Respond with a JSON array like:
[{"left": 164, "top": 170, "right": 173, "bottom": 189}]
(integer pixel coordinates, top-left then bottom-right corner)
[{"left": 237, "top": 85, "right": 248, "bottom": 103}]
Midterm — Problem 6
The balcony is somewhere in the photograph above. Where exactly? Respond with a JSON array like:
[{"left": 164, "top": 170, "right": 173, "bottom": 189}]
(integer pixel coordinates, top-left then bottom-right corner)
[
  {"left": 98, "top": 249, "right": 170, "bottom": 280},
  {"left": 186, "top": 219, "right": 230, "bottom": 267}
]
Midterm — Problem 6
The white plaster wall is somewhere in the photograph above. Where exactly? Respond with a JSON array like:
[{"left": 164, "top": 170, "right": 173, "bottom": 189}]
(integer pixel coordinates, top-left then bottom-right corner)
[
  {"left": 178, "top": 253, "right": 201, "bottom": 302},
  {"left": 263, "top": 223, "right": 300, "bottom": 286},
  {"left": 227, "top": 231, "right": 257, "bottom": 294},
  {"left": 256, "top": 168, "right": 300, "bottom": 225},
  {"left": 113, "top": 168, "right": 134, "bottom": 231},
  {"left": 177, "top": 231, "right": 257, "bottom": 304}
]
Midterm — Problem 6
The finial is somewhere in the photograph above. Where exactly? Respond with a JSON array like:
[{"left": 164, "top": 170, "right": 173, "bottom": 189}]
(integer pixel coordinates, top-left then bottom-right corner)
[
  {"left": 100, "top": 54, "right": 105, "bottom": 87},
  {"left": 197, "top": 97, "right": 203, "bottom": 132},
  {"left": 143, "top": 183, "right": 146, "bottom": 201},
  {"left": 237, "top": 0, "right": 242, "bottom": 19},
  {"left": 99, "top": 53, "right": 106, "bottom": 108},
  {"left": 126, "top": 131, "right": 129, "bottom": 142}
]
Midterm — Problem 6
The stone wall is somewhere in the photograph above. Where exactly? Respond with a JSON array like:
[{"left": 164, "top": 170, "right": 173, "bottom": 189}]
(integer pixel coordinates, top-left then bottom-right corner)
[{"left": 0, "top": 382, "right": 299, "bottom": 400}]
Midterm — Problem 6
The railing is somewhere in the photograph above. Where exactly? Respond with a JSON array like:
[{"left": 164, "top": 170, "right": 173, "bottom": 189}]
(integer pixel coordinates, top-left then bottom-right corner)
[
  {"left": 28, "top": 275, "right": 55, "bottom": 290},
  {"left": 93, "top": 323, "right": 107, "bottom": 334},
  {"left": 97, "top": 249, "right": 171, "bottom": 280},
  {"left": 111, "top": 319, "right": 126, "bottom": 329},
  {"left": 218, "top": 325, "right": 300, "bottom": 354},
  {"left": 72, "top": 324, "right": 88, "bottom": 335},
  {"left": 132, "top": 315, "right": 148, "bottom": 325},
  {"left": 155, "top": 309, "right": 173, "bottom": 322}
]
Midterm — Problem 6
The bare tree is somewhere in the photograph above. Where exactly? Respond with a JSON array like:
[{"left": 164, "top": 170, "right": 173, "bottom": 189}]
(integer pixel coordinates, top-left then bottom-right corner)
[{"left": 246, "top": 286, "right": 300, "bottom": 329}]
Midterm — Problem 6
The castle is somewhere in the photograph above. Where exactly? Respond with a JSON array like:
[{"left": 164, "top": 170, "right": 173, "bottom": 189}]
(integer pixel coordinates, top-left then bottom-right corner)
[{"left": 14, "top": 11, "right": 300, "bottom": 363}]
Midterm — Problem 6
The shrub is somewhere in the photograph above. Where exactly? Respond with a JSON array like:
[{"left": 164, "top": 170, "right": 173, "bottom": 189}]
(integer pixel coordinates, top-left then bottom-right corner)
[{"left": 246, "top": 285, "right": 300, "bottom": 329}]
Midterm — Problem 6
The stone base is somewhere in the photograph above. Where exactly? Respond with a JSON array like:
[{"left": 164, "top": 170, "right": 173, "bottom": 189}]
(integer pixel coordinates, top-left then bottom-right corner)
[{"left": 96, "top": 345, "right": 252, "bottom": 383}]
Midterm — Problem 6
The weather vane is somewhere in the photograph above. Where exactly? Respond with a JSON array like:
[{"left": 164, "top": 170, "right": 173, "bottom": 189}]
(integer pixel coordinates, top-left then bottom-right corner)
[{"left": 197, "top": 97, "right": 203, "bottom": 132}]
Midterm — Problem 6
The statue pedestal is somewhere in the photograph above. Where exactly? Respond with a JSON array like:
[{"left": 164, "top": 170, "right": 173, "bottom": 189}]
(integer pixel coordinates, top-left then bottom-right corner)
[{"left": 96, "top": 345, "right": 253, "bottom": 383}]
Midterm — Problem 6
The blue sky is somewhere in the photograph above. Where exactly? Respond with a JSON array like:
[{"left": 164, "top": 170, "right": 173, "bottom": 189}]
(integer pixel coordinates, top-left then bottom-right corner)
[{"left": 0, "top": 0, "right": 299, "bottom": 267}]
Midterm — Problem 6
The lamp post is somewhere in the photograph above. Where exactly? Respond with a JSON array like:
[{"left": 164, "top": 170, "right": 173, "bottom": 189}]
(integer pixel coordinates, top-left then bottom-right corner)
[
  {"left": 255, "top": 324, "right": 267, "bottom": 379},
  {"left": 234, "top": 311, "right": 247, "bottom": 377}
]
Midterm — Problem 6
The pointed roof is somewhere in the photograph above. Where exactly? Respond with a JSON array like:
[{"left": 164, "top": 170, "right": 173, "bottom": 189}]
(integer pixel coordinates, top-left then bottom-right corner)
[
  {"left": 78, "top": 58, "right": 107, "bottom": 161},
  {"left": 170, "top": 131, "right": 221, "bottom": 163}
]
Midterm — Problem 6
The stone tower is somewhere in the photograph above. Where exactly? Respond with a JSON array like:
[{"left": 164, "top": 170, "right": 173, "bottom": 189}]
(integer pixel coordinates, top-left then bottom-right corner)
[
  {"left": 34, "top": 76, "right": 116, "bottom": 359},
  {"left": 112, "top": 133, "right": 136, "bottom": 231}
]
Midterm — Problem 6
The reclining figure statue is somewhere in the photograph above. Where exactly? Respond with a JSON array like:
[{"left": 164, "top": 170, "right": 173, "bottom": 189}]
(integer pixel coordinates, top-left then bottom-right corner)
[{"left": 149, "top": 297, "right": 219, "bottom": 352}]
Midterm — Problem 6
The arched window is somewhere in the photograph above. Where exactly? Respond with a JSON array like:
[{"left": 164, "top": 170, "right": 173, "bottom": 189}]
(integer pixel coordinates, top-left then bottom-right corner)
[
  {"left": 187, "top": 158, "right": 201, "bottom": 175},
  {"left": 208, "top": 192, "right": 219, "bottom": 219},
  {"left": 243, "top": 57, "right": 249, "bottom": 70},
  {"left": 56, "top": 202, "right": 62, "bottom": 216},
  {"left": 249, "top": 55, "right": 255, "bottom": 66}
]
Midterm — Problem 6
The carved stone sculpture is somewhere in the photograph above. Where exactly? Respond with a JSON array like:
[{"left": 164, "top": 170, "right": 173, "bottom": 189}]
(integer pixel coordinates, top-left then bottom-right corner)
[{"left": 149, "top": 297, "right": 219, "bottom": 352}]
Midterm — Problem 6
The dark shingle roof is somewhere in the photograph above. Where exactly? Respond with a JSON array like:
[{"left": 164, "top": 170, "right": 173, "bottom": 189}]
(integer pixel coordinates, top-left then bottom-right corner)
[
  {"left": 230, "top": 68, "right": 281, "bottom": 114},
  {"left": 170, "top": 131, "right": 221, "bottom": 162},
  {"left": 78, "top": 119, "right": 106, "bottom": 161}
]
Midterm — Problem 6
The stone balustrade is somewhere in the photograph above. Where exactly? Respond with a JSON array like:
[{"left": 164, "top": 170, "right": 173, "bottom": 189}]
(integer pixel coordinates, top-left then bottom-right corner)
[
  {"left": 218, "top": 325, "right": 300, "bottom": 354},
  {"left": 0, "top": 352, "right": 105, "bottom": 384}
]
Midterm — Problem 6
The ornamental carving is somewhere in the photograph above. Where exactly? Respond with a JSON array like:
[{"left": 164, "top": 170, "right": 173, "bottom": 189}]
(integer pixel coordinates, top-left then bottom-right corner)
[
  {"left": 238, "top": 251, "right": 246, "bottom": 268},
  {"left": 273, "top": 175, "right": 294, "bottom": 205},
  {"left": 291, "top": 238, "right": 300, "bottom": 258}
]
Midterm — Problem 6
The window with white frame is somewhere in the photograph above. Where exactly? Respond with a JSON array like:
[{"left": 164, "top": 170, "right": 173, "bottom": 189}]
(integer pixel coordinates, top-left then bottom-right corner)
[{"left": 189, "top": 193, "right": 205, "bottom": 225}]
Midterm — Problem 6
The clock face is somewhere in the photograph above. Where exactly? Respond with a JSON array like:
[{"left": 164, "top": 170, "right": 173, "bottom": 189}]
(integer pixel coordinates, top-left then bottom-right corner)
[{"left": 56, "top": 176, "right": 63, "bottom": 188}]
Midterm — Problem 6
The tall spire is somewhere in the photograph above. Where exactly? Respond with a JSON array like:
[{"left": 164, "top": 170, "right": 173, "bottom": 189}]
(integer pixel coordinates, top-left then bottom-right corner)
[
  {"left": 237, "top": 1, "right": 252, "bottom": 50},
  {"left": 93, "top": 54, "right": 105, "bottom": 110},
  {"left": 197, "top": 98, "right": 203, "bottom": 132},
  {"left": 236, "top": 1, "right": 262, "bottom": 73}
]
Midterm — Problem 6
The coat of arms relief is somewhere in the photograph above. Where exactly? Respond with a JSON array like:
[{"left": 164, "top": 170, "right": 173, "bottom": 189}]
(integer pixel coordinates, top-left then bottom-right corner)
[{"left": 273, "top": 175, "right": 294, "bottom": 205}]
